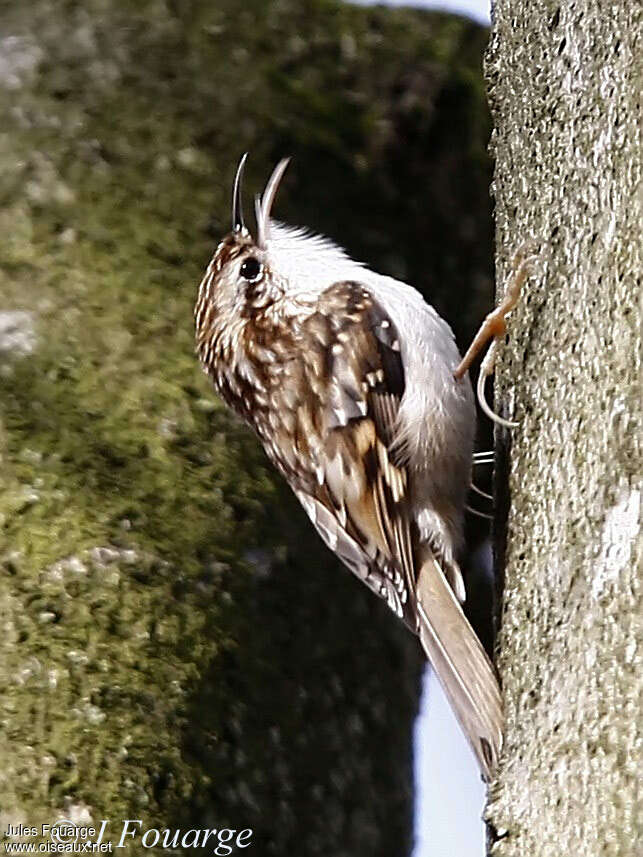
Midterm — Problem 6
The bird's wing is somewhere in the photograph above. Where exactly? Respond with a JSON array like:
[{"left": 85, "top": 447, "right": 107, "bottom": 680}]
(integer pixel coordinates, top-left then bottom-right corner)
[
  {"left": 266, "top": 280, "right": 418, "bottom": 627},
  {"left": 264, "top": 279, "right": 503, "bottom": 780}
]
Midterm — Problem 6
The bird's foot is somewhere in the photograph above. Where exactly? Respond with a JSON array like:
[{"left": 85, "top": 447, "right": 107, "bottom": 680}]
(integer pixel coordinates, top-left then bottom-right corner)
[{"left": 454, "top": 243, "right": 538, "bottom": 427}]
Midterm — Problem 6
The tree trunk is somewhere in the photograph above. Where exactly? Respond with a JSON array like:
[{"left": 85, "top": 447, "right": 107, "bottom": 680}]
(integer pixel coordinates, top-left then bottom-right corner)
[{"left": 485, "top": 2, "right": 640, "bottom": 855}]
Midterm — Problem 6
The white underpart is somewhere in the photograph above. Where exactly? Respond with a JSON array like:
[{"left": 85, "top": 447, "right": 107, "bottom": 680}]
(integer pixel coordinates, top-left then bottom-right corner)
[{"left": 267, "top": 221, "right": 475, "bottom": 564}]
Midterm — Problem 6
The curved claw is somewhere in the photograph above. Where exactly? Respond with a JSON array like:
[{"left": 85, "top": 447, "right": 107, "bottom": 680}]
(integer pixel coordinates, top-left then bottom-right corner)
[
  {"left": 477, "top": 341, "right": 518, "bottom": 428},
  {"left": 473, "top": 449, "right": 494, "bottom": 463},
  {"left": 467, "top": 482, "right": 494, "bottom": 517},
  {"left": 512, "top": 241, "right": 539, "bottom": 270},
  {"left": 470, "top": 482, "right": 493, "bottom": 501},
  {"left": 465, "top": 504, "right": 494, "bottom": 520}
]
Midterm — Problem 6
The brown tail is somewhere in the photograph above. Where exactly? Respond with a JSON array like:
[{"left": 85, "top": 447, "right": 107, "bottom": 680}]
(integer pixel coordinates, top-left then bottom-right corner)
[{"left": 415, "top": 554, "right": 503, "bottom": 782}]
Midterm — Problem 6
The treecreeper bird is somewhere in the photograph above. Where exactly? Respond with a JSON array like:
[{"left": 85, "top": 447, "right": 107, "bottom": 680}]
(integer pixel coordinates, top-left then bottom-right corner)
[{"left": 194, "top": 156, "right": 504, "bottom": 781}]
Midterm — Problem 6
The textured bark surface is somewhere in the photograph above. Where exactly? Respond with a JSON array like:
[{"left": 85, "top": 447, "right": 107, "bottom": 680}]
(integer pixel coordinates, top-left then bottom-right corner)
[
  {"left": 485, "top": 2, "right": 640, "bottom": 855},
  {"left": 0, "top": 2, "right": 495, "bottom": 855}
]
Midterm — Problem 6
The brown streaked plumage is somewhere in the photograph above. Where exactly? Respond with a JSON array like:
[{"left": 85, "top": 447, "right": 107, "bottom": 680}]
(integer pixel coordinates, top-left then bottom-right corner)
[{"left": 194, "top": 157, "right": 503, "bottom": 780}]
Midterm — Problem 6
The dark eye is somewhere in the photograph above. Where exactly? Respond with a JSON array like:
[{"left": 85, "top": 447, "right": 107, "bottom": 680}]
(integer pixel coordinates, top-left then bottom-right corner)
[{"left": 239, "top": 257, "right": 263, "bottom": 282}]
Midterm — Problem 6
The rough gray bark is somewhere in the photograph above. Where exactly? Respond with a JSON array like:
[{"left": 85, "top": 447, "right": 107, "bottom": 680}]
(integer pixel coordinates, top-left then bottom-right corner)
[{"left": 485, "top": 2, "right": 640, "bottom": 855}]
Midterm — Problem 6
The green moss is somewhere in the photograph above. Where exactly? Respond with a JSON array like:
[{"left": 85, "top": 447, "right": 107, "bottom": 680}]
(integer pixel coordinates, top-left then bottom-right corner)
[{"left": 0, "top": 1, "right": 492, "bottom": 854}]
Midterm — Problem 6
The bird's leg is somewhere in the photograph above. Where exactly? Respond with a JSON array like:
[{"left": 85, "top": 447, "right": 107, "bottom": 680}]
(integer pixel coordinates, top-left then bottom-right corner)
[
  {"left": 454, "top": 247, "right": 534, "bottom": 381},
  {"left": 454, "top": 246, "right": 537, "bottom": 426}
]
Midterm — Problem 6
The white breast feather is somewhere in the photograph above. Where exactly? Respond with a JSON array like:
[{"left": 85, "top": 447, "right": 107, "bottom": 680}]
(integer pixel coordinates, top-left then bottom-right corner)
[{"left": 266, "top": 221, "right": 475, "bottom": 481}]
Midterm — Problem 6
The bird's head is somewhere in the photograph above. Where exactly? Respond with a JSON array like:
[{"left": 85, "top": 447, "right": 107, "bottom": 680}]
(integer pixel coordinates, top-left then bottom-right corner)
[{"left": 194, "top": 155, "right": 364, "bottom": 369}]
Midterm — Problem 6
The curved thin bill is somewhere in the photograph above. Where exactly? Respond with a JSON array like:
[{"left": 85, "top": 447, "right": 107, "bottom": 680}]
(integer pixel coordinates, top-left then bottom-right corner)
[
  {"left": 256, "top": 158, "right": 291, "bottom": 248},
  {"left": 232, "top": 152, "right": 248, "bottom": 233}
]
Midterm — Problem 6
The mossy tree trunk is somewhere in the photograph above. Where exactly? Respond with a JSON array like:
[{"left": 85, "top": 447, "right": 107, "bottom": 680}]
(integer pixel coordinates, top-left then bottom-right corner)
[
  {"left": 485, "top": 2, "right": 640, "bottom": 855},
  {"left": 0, "top": 2, "right": 495, "bottom": 855}
]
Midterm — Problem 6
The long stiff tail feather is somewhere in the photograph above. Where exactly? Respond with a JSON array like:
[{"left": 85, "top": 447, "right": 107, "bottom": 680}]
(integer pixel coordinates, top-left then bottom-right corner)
[{"left": 415, "top": 555, "right": 503, "bottom": 781}]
